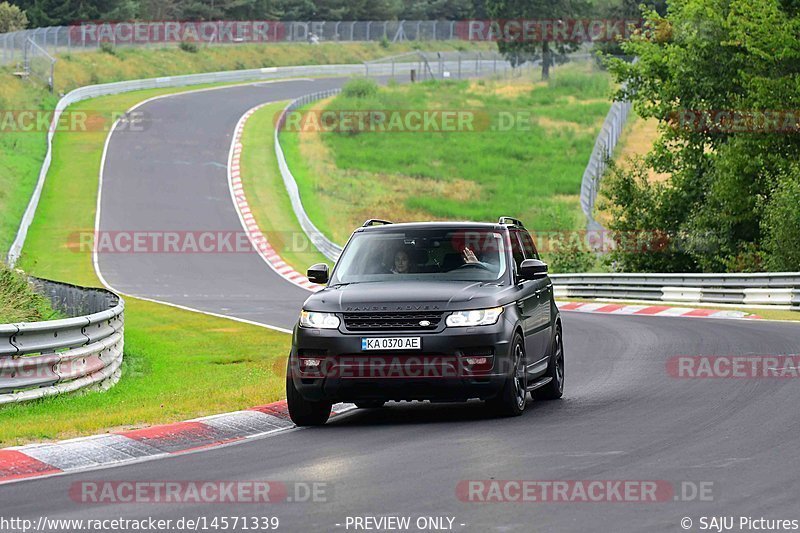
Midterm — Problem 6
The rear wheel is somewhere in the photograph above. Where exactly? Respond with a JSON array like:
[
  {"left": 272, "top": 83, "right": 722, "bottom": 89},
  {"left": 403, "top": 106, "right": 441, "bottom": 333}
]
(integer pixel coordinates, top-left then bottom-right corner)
[
  {"left": 286, "top": 360, "right": 332, "bottom": 426},
  {"left": 533, "top": 324, "right": 564, "bottom": 401},
  {"left": 355, "top": 401, "right": 385, "bottom": 409},
  {"left": 487, "top": 333, "right": 527, "bottom": 417}
]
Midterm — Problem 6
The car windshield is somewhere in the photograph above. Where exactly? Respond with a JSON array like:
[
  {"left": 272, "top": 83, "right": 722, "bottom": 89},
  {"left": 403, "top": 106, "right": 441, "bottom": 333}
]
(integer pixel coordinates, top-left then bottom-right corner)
[{"left": 329, "top": 228, "right": 508, "bottom": 285}]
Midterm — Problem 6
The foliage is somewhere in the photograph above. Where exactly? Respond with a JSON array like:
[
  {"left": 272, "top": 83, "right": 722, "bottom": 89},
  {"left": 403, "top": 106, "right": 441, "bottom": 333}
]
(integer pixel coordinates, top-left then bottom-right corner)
[
  {"left": 0, "top": 1, "right": 27, "bottom": 32},
  {"left": 0, "top": 264, "right": 58, "bottom": 323},
  {"left": 483, "top": 0, "right": 590, "bottom": 79},
  {"left": 602, "top": 0, "right": 800, "bottom": 272},
  {"left": 179, "top": 39, "right": 198, "bottom": 53},
  {"left": 341, "top": 77, "right": 379, "bottom": 98},
  {"left": 98, "top": 41, "right": 115, "bottom": 55},
  {"left": 762, "top": 164, "right": 800, "bottom": 271}
]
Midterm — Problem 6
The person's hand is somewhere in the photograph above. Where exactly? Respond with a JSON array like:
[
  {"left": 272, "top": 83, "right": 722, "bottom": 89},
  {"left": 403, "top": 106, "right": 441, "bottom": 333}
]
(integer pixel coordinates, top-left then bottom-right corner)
[{"left": 462, "top": 247, "right": 479, "bottom": 264}]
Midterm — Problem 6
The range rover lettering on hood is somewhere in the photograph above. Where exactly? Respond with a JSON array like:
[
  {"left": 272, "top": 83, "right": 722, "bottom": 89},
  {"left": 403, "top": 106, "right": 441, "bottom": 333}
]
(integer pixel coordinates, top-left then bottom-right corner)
[{"left": 345, "top": 304, "right": 441, "bottom": 312}]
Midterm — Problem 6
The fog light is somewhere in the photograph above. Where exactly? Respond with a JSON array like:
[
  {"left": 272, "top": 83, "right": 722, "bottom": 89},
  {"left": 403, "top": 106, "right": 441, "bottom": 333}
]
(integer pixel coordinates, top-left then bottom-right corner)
[
  {"left": 301, "top": 358, "right": 322, "bottom": 368},
  {"left": 466, "top": 357, "right": 488, "bottom": 365}
]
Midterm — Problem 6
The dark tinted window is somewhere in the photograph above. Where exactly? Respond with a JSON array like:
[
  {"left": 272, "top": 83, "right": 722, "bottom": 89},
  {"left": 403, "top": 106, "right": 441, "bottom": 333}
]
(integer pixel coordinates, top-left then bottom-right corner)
[
  {"left": 330, "top": 228, "right": 508, "bottom": 285},
  {"left": 518, "top": 231, "right": 539, "bottom": 259},
  {"left": 509, "top": 230, "right": 526, "bottom": 271}
]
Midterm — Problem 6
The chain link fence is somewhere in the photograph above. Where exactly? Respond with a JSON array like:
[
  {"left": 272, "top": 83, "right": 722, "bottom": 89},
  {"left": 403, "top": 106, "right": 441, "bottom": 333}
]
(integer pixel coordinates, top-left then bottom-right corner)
[
  {"left": 0, "top": 21, "right": 479, "bottom": 67},
  {"left": 364, "top": 50, "right": 537, "bottom": 81},
  {"left": 579, "top": 98, "right": 633, "bottom": 233}
]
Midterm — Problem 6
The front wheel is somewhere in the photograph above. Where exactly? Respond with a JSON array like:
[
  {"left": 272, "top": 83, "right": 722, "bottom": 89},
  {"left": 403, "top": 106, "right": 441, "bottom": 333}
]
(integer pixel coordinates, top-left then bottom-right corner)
[
  {"left": 487, "top": 333, "right": 527, "bottom": 417},
  {"left": 533, "top": 324, "right": 564, "bottom": 401},
  {"left": 286, "top": 361, "right": 332, "bottom": 426}
]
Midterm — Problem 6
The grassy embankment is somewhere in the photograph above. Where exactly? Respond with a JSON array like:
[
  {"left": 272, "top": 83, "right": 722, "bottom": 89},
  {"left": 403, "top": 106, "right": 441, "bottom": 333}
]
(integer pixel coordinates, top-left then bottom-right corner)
[
  {"left": 0, "top": 263, "right": 59, "bottom": 323},
  {"left": 280, "top": 60, "right": 613, "bottom": 248}
]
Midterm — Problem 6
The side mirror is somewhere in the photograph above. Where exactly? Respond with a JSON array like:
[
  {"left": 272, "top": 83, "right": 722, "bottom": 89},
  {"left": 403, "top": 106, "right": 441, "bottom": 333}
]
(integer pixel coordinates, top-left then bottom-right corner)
[
  {"left": 519, "top": 258, "right": 548, "bottom": 280},
  {"left": 307, "top": 263, "right": 329, "bottom": 284}
]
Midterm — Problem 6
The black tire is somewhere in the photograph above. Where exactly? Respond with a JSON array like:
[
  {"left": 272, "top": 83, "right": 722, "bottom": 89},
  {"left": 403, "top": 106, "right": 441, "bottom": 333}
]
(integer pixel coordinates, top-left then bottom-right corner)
[
  {"left": 487, "top": 333, "right": 527, "bottom": 417},
  {"left": 286, "top": 361, "right": 332, "bottom": 426},
  {"left": 355, "top": 401, "right": 385, "bottom": 409},
  {"left": 533, "top": 323, "right": 564, "bottom": 401}
]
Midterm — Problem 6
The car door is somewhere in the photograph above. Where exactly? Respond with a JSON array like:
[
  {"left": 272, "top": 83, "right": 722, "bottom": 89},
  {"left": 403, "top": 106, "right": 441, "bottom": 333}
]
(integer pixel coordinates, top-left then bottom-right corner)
[
  {"left": 509, "top": 230, "right": 542, "bottom": 367},
  {"left": 518, "top": 230, "right": 551, "bottom": 373}
]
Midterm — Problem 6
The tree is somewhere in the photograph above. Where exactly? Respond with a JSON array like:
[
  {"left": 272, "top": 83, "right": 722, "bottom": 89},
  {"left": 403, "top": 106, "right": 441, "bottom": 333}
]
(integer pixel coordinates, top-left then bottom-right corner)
[
  {"left": 483, "top": 0, "right": 591, "bottom": 79},
  {"left": 12, "top": 0, "right": 132, "bottom": 26},
  {"left": 0, "top": 1, "right": 27, "bottom": 32},
  {"left": 603, "top": 0, "right": 800, "bottom": 272}
]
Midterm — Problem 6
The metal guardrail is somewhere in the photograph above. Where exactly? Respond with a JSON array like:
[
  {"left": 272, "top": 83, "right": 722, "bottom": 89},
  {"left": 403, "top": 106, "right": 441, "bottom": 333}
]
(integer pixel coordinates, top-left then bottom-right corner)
[
  {"left": 275, "top": 89, "right": 346, "bottom": 262},
  {"left": 551, "top": 273, "right": 800, "bottom": 308},
  {"left": 0, "top": 278, "right": 124, "bottom": 404}
]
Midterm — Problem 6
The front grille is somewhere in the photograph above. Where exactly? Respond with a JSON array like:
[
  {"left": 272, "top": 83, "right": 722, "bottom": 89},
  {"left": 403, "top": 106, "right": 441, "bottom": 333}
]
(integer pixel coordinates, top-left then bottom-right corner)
[{"left": 343, "top": 312, "right": 444, "bottom": 331}]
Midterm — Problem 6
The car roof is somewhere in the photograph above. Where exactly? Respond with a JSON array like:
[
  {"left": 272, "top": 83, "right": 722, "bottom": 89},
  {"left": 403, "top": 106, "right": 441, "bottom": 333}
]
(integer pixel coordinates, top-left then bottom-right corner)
[{"left": 354, "top": 221, "right": 511, "bottom": 233}]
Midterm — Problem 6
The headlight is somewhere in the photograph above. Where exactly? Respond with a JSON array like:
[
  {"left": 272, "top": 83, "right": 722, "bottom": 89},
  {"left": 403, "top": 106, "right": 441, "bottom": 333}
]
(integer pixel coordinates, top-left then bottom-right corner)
[
  {"left": 445, "top": 306, "right": 503, "bottom": 327},
  {"left": 299, "top": 310, "right": 340, "bottom": 329}
]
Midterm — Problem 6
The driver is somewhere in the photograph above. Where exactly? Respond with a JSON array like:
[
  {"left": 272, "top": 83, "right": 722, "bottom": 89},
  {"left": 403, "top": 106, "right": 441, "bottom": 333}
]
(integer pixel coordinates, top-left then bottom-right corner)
[{"left": 392, "top": 248, "right": 412, "bottom": 274}]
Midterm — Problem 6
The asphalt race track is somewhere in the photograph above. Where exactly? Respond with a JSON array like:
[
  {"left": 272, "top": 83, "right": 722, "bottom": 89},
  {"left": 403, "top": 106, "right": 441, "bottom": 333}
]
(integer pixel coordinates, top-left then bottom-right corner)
[{"left": 5, "top": 78, "right": 800, "bottom": 532}]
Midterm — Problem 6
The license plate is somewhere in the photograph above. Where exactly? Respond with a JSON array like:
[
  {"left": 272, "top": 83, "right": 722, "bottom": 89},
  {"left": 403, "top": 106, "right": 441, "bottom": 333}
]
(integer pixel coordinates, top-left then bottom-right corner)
[{"left": 361, "top": 337, "right": 421, "bottom": 351}]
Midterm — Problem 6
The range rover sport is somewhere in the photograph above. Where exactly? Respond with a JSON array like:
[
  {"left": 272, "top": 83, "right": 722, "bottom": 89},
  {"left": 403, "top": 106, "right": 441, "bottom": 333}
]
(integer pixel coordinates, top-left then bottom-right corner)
[{"left": 286, "top": 217, "right": 564, "bottom": 426}]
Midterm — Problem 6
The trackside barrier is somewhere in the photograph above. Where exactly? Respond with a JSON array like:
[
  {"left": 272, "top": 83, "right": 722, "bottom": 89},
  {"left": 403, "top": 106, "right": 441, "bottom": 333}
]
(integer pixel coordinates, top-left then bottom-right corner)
[
  {"left": 551, "top": 273, "right": 800, "bottom": 309},
  {"left": 0, "top": 278, "right": 124, "bottom": 404},
  {"left": 275, "top": 89, "right": 345, "bottom": 263}
]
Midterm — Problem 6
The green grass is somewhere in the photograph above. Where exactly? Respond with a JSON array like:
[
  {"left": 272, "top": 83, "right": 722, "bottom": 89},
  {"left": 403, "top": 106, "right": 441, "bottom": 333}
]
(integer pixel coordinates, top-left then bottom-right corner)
[
  {"left": 1, "top": 87, "right": 293, "bottom": 446},
  {"left": 281, "top": 60, "right": 613, "bottom": 245},
  {"left": 0, "top": 40, "right": 493, "bottom": 259},
  {"left": 239, "top": 101, "right": 330, "bottom": 273},
  {"left": 0, "top": 264, "right": 60, "bottom": 323}
]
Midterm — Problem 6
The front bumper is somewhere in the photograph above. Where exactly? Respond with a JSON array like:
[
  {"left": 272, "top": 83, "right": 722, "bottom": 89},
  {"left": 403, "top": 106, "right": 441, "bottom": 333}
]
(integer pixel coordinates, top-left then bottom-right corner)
[{"left": 289, "top": 318, "right": 515, "bottom": 403}]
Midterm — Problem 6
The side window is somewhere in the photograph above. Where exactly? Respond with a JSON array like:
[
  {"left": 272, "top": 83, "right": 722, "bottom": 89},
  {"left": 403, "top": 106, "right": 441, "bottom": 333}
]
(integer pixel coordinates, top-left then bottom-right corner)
[
  {"left": 509, "top": 230, "right": 526, "bottom": 271},
  {"left": 518, "top": 231, "right": 539, "bottom": 260}
]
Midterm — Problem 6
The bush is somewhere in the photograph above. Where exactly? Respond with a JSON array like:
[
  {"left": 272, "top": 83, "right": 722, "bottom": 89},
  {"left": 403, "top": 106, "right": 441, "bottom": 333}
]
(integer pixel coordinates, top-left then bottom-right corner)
[
  {"left": 0, "top": 1, "right": 27, "bottom": 33},
  {"left": 179, "top": 40, "right": 198, "bottom": 53},
  {"left": 341, "top": 77, "right": 378, "bottom": 99},
  {"left": 379, "top": 36, "right": 390, "bottom": 49},
  {"left": 600, "top": 158, "right": 698, "bottom": 272},
  {"left": 543, "top": 242, "right": 597, "bottom": 273},
  {"left": 762, "top": 166, "right": 800, "bottom": 271},
  {"left": 99, "top": 41, "right": 116, "bottom": 55}
]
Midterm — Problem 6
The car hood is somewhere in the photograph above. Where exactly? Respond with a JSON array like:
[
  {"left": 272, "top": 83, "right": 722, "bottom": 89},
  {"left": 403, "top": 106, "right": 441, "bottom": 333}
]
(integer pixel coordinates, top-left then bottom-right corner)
[{"left": 303, "top": 280, "right": 518, "bottom": 313}]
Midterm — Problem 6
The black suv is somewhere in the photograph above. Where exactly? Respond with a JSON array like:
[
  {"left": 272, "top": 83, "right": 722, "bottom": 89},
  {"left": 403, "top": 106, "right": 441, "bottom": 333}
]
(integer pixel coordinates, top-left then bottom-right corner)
[{"left": 286, "top": 217, "right": 564, "bottom": 426}]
